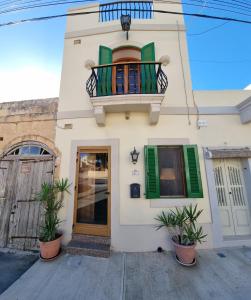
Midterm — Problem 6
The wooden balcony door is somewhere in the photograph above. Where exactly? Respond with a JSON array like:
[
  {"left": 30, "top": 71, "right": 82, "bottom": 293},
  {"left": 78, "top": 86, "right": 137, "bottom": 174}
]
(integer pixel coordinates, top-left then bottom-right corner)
[
  {"left": 113, "top": 62, "right": 140, "bottom": 95},
  {"left": 74, "top": 147, "right": 111, "bottom": 237},
  {"left": 112, "top": 55, "right": 141, "bottom": 95}
]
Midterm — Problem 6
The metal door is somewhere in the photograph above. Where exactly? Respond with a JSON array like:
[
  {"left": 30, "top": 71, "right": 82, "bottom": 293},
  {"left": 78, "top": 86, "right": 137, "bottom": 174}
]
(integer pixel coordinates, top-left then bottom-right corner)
[{"left": 213, "top": 159, "right": 251, "bottom": 236}]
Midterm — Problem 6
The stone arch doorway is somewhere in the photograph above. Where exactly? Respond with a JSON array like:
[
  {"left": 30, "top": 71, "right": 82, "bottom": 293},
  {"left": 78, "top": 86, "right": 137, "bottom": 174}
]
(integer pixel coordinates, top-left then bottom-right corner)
[{"left": 0, "top": 141, "right": 55, "bottom": 250}]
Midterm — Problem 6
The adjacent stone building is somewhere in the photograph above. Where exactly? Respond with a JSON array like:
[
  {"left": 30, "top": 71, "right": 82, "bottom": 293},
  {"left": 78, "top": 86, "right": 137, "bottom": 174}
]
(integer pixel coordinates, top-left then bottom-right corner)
[
  {"left": 0, "top": 98, "right": 59, "bottom": 250},
  {"left": 0, "top": 98, "right": 58, "bottom": 156}
]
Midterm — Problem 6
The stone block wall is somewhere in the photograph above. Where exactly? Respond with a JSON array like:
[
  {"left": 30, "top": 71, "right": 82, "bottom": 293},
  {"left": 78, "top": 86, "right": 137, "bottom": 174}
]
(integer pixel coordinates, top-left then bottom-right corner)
[{"left": 0, "top": 98, "right": 58, "bottom": 156}]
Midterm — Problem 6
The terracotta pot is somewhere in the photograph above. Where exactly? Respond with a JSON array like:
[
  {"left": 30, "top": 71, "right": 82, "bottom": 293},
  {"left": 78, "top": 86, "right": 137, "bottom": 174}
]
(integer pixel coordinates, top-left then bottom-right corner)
[
  {"left": 39, "top": 234, "right": 62, "bottom": 260},
  {"left": 172, "top": 238, "right": 196, "bottom": 264}
]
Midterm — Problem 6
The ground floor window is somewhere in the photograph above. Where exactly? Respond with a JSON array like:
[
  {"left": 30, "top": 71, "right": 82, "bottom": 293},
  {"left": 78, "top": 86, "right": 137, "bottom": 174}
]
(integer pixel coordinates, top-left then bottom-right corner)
[
  {"left": 158, "top": 146, "right": 186, "bottom": 197},
  {"left": 144, "top": 144, "right": 203, "bottom": 199}
]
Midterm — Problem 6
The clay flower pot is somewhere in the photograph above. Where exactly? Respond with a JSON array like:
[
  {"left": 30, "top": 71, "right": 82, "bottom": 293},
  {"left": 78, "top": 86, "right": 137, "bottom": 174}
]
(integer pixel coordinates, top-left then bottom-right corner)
[
  {"left": 172, "top": 238, "right": 196, "bottom": 265},
  {"left": 39, "top": 234, "right": 62, "bottom": 260}
]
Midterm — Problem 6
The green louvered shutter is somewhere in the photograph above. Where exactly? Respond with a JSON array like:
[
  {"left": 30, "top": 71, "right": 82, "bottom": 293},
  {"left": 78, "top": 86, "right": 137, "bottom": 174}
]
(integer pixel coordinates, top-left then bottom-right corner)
[
  {"left": 183, "top": 145, "right": 203, "bottom": 198},
  {"left": 144, "top": 145, "right": 160, "bottom": 199},
  {"left": 98, "top": 45, "right": 112, "bottom": 96},
  {"left": 141, "top": 43, "right": 157, "bottom": 94}
]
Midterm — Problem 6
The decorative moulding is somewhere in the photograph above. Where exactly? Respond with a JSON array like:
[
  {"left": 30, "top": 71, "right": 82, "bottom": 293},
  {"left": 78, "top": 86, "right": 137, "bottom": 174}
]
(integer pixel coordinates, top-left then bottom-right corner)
[
  {"left": 84, "top": 59, "right": 95, "bottom": 70},
  {"left": 90, "top": 94, "right": 165, "bottom": 126},
  {"left": 65, "top": 24, "right": 186, "bottom": 39},
  {"left": 159, "top": 55, "right": 170, "bottom": 66},
  {"left": 236, "top": 96, "right": 251, "bottom": 124},
  {"left": 204, "top": 147, "right": 251, "bottom": 159}
]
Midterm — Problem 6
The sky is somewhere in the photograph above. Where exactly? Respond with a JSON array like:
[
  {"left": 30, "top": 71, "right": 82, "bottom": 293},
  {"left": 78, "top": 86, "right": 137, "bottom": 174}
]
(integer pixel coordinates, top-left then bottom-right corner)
[{"left": 0, "top": 0, "right": 250, "bottom": 102}]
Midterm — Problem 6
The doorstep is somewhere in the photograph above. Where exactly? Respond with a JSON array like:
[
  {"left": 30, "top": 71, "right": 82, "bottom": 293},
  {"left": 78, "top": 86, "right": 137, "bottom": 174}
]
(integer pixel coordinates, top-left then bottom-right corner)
[{"left": 65, "top": 234, "right": 111, "bottom": 258}]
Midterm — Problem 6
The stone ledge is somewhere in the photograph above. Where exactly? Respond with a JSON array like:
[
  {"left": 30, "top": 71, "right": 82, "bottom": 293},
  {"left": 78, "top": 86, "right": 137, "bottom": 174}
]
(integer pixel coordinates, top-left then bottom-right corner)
[{"left": 236, "top": 96, "right": 251, "bottom": 124}]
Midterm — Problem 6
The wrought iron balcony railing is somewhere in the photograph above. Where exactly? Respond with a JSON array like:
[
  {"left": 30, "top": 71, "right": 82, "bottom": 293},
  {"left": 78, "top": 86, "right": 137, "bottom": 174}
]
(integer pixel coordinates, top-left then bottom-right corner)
[
  {"left": 86, "top": 62, "right": 168, "bottom": 98},
  {"left": 99, "top": 1, "right": 153, "bottom": 22}
]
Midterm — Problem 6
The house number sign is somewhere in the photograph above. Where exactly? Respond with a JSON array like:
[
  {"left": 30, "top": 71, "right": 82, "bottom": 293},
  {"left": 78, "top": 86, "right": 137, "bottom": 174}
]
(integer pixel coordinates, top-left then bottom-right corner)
[{"left": 132, "top": 169, "right": 139, "bottom": 176}]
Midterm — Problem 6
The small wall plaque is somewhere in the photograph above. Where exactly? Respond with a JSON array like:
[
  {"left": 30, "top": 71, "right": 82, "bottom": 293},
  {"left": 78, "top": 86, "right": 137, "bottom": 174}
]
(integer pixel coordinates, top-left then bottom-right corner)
[
  {"left": 132, "top": 169, "right": 139, "bottom": 176},
  {"left": 21, "top": 163, "right": 31, "bottom": 174}
]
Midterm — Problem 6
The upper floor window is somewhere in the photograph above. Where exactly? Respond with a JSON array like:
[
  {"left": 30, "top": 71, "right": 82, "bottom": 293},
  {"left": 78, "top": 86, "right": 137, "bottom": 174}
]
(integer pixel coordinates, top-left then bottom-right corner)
[
  {"left": 97, "top": 43, "right": 157, "bottom": 96},
  {"left": 99, "top": 1, "right": 153, "bottom": 22},
  {"left": 112, "top": 47, "right": 141, "bottom": 94},
  {"left": 86, "top": 43, "right": 168, "bottom": 98}
]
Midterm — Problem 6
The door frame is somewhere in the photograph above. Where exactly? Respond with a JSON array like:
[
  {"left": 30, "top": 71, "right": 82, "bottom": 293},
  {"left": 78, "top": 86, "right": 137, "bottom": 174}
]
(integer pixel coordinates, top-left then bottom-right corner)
[
  {"left": 73, "top": 146, "right": 111, "bottom": 237},
  {"left": 204, "top": 147, "right": 251, "bottom": 248}
]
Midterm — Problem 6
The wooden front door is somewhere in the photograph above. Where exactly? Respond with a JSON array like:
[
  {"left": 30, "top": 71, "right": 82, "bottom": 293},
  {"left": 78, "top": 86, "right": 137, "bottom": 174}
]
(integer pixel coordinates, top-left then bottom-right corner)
[
  {"left": 0, "top": 159, "right": 18, "bottom": 247},
  {"left": 73, "top": 147, "right": 111, "bottom": 237},
  {"left": 213, "top": 158, "right": 251, "bottom": 236},
  {"left": 0, "top": 143, "right": 54, "bottom": 250},
  {"left": 7, "top": 157, "right": 54, "bottom": 250}
]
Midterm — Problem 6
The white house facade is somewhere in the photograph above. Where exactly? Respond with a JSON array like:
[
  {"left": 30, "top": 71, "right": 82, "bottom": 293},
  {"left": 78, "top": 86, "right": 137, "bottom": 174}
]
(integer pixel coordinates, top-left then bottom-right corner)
[{"left": 55, "top": 0, "right": 251, "bottom": 253}]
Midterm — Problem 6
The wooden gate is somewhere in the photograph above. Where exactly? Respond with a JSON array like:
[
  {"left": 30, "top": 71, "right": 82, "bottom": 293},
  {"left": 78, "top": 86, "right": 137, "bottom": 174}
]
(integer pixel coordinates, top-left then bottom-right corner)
[
  {"left": 0, "top": 159, "right": 18, "bottom": 247},
  {"left": 0, "top": 143, "right": 54, "bottom": 250},
  {"left": 213, "top": 158, "right": 251, "bottom": 236}
]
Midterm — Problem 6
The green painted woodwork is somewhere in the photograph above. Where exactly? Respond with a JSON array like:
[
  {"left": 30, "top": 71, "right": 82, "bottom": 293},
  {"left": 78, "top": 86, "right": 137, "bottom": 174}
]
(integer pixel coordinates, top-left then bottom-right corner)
[
  {"left": 144, "top": 145, "right": 160, "bottom": 199},
  {"left": 98, "top": 45, "right": 112, "bottom": 96},
  {"left": 141, "top": 42, "right": 157, "bottom": 94},
  {"left": 183, "top": 145, "right": 203, "bottom": 198}
]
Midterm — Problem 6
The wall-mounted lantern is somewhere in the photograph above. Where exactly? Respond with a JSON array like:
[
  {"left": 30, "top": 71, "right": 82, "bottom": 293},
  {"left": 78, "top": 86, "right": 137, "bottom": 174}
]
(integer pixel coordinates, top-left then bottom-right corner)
[
  {"left": 130, "top": 147, "right": 139, "bottom": 164},
  {"left": 120, "top": 14, "right": 131, "bottom": 40}
]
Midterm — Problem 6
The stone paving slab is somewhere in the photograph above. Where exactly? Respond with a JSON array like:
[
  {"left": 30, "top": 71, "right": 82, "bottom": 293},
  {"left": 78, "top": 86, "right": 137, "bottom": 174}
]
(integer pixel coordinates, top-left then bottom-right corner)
[{"left": 1, "top": 247, "right": 251, "bottom": 300}]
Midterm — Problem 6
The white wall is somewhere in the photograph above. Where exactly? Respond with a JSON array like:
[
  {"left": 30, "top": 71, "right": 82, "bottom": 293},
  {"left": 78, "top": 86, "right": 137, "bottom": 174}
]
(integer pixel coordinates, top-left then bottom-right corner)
[{"left": 56, "top": 0, "right": 251, "bottom": 251}]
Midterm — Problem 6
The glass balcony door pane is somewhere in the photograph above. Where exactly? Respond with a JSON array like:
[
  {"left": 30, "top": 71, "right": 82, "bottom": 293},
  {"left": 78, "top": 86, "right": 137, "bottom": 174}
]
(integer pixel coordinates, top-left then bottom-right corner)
[
  {"left": 128, "top": 64, "right": 140, "bottom": 94},
  {"left": 115, "top": 63, "right": 140, "bottom": 95},
  {"left": 116, "top": 65, "right": 125, "bottom": 94},
  {"left": 77, "top": 152, "right": 108, "bottom": 225}
]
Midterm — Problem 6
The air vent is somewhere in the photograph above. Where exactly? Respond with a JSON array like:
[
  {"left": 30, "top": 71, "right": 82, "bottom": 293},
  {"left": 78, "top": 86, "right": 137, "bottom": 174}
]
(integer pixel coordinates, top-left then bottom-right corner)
[
  {"left": 74, "top": 39, "right": 81, "bottom": 45},
  {"left": 64, "top": 123, "right": 73, "bottom": 129}
]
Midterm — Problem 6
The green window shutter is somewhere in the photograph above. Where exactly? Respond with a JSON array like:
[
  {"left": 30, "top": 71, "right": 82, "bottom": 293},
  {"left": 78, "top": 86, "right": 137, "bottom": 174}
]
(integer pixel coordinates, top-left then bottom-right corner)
[
  {"left": 98, "top": 45, "right": 112, "bottom": 96},
  {"left": 144, "top": 145, "right": 160, "bottom": 199},
  {"left": 183, "top": 145, "right": 203, "bottom": 198},
  {"left": 141, "top": 42, "right": 157, "bottom": 94}
]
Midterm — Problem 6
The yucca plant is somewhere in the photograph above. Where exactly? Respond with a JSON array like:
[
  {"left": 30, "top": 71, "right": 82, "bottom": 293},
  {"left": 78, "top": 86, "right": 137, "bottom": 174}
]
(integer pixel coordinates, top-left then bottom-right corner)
[
  {"left": 37, "top": 178, "right": 70, "bottom": 242},
  {"left": 155, "top": 204, "right": 207, "bottom": 246}
]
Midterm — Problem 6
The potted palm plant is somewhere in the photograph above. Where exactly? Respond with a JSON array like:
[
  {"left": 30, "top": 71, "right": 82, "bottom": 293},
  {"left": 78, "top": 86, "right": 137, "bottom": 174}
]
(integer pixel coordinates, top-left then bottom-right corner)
[
  {"left": 155, "top": 204, "right": 207, "bottom": 266},
  {"left": 37, "top": 178, "right": 70, "bottom": 260}
]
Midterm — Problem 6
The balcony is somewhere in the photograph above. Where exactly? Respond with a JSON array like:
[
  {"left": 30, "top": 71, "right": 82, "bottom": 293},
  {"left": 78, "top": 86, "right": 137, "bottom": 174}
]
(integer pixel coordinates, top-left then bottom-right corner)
[
  {"left": 99, "top": 1, "right": 154, "bottom": 22},
  {"left": 86, "top": 62, "right": 168, "bottom": 126}
]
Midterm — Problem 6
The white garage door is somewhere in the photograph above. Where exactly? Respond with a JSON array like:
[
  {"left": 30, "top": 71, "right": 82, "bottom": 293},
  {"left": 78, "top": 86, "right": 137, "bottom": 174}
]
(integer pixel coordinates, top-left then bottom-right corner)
[{"left": 213, "top": 158, "right": 251, "bottom": 236}]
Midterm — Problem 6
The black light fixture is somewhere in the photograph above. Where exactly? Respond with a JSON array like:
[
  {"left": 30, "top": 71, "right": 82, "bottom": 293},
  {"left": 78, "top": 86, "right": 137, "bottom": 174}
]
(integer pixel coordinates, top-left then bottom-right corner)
[
  {"left": 120, "top": 14, "right": 131, "bottom": 40},
  {"left": 130, "top": 147, "right": 140, "bottom": 164}
]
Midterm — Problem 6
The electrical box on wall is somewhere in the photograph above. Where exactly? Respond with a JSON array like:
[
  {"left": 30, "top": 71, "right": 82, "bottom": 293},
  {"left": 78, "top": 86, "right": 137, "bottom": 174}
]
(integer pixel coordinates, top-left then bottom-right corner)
[
  {"left": 130, "top": 183, "right": 140, "bottom": 198},
  {"left": 197, "top": 119, "right": 208, "bottom": 128}
]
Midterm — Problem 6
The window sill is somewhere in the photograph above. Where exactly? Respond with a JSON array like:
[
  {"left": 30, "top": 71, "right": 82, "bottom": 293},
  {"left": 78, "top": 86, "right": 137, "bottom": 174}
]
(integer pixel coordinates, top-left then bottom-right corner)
[
  {"left": 150, "top": 198, "right": 198, "bottom": 208},
  {"left": 159, "top": 196, "right": 186, "bottom": 199}
]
